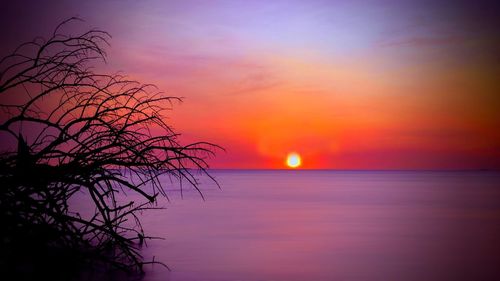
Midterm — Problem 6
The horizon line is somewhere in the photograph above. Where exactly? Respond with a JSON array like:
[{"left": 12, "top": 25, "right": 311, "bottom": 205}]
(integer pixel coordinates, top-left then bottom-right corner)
[{"left": 205, "top": 168, "right": 500, "bottom": 172}]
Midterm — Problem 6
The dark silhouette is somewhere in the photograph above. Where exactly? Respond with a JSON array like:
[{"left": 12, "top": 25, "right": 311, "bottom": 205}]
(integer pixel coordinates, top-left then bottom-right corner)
[{"left": 0, "top": 18, "right": 220, "bottom": 280}]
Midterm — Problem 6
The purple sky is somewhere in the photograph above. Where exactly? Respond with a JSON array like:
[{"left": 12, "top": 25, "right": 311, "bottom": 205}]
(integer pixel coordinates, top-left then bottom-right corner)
[{"left": 1, "top": 0, "right": 499, "bottom": 169}]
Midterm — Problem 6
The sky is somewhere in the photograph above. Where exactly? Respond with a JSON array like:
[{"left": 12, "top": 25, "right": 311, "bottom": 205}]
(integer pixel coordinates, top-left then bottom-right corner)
[{"left": 1, "top": 0, "right": 499, "bottom": 169}]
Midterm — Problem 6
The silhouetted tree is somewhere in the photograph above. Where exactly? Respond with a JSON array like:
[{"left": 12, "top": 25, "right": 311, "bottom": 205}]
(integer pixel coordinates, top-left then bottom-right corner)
[{"left": 0, "top": 18, "right": 219, "bottom": 279}]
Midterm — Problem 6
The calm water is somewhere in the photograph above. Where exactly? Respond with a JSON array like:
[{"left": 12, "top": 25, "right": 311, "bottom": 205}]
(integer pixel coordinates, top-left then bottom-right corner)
[{"left": 95, "top": 171, "right": 500, "bottom": 280}]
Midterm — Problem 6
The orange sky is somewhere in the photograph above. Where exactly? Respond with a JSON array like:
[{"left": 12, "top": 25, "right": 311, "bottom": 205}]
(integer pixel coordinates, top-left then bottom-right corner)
[{"left": 2, "top": 0, "right": 500, "bottom": 169}]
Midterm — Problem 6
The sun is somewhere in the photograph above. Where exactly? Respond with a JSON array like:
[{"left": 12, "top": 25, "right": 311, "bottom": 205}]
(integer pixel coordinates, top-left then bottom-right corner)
[{"left": 286, "top": 152, "right": 302, "bottom": 168}]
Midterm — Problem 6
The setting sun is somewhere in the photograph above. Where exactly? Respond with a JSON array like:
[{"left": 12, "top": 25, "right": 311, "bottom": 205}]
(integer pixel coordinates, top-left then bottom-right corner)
[{"left": 286, "top": 152, "right": 302, "bottom": 168}]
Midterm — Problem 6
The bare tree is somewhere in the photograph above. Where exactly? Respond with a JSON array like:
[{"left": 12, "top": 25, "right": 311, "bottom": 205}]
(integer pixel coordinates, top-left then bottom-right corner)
[{"left": 0, "top": 18, "right": 219, "bottom": 277}]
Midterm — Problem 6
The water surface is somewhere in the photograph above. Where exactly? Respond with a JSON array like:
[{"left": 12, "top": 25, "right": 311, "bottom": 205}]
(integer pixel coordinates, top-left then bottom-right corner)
[{"left": 121, "top": 171, "right": 500, "bottom": 280}]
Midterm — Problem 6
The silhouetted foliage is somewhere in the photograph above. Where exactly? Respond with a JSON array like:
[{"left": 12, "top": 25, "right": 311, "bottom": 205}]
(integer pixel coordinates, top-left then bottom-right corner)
[{"left": 0, "top": 18, "right": 219, "bottom": 279}]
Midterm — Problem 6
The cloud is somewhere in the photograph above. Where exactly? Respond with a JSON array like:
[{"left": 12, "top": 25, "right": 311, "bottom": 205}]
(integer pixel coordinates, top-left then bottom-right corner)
[{"left": 380, "top": 36, "right": 461, "bottom": 48}]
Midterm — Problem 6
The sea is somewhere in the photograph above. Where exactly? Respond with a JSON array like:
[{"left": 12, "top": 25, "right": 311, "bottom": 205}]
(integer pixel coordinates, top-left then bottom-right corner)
[{"left": 84, "top": 170, "right": 500, "bottom": 281}]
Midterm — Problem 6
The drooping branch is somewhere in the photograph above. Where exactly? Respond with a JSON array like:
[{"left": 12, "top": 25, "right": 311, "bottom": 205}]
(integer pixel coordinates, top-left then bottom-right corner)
[{"left": 0, "top": 18, "right": 221, "bottom": 274}]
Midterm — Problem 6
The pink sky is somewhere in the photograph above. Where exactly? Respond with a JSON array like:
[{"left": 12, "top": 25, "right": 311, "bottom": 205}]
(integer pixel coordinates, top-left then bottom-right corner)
[{"left": 1, "top": 0, "right": 499, "bottom": 169}]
